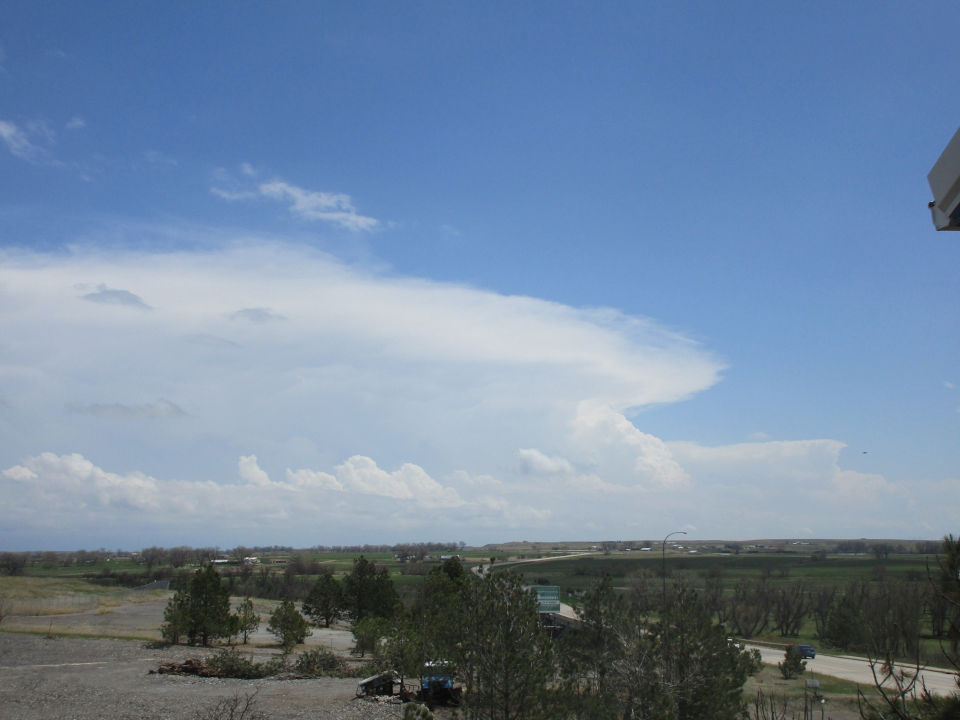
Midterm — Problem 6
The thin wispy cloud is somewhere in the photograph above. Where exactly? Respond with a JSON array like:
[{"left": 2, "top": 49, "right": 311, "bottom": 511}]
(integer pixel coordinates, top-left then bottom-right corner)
[
  {"left": 66, "top": 399, "right": 186, "bottom": 419},
  {"left": 212, "top": 169, "right": 378, "bottom": 231},
  {"left": 65, "top": 116, "right": 86, "bottom": 131},
  {"left": 0, "top": 119, "right": 54, "bottom": 164},
  {"left": 144, "top": 149, "right": 177, "bottom": 166}
]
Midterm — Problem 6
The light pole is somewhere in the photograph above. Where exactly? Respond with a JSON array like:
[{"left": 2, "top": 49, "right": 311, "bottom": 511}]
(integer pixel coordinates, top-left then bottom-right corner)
[{"left": 661, "top": 530, "right": 687, "bottom": 606}]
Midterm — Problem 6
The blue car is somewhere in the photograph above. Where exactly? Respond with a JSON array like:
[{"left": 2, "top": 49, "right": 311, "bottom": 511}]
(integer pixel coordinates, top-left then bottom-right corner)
[{"left": 797, "top": 644, "right": 816, "bottom": 659}]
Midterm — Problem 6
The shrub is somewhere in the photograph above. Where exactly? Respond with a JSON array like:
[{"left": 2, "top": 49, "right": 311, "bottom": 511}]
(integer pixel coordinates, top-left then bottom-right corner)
[
  {"left": 777, "top": 645, "right": 806, "bottom": 680},
  {"left": 193, "top": 690, "right": 268, "bottom": 720},
  {"left": 206, "top": 648, "right": 273, "bottom": 679},
  {"left": 403, "top": 704, "right": 436, "bottom": 720},
  {"left": 293, "top": 647, "right": 346, "bottom": 677}
]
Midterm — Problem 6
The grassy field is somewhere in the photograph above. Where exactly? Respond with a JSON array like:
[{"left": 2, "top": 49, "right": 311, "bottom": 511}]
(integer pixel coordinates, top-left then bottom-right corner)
[
  {"left": 0, "top": 575, "right": 166, "bottom": 616},
  {"left": 744, "top": 665, "right": 862, "bottom": 720}
]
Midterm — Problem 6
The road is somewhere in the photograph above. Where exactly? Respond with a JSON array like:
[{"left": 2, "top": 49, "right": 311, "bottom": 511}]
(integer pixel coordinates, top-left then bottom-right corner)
[{"left": 747, "top": 644, "right": 958, "bottom": 697}]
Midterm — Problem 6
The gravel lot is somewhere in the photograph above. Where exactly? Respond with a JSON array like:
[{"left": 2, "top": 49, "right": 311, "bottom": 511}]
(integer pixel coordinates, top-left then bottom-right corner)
[{"left": 0, "top": 595, "right": 415, "bottom": 720}]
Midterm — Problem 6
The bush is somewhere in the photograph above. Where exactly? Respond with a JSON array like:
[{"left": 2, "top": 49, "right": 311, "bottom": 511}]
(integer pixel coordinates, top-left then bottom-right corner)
[
  {"left": 206, "top": 648, "right": 280, "bottom": 679},
  {"left": 293, "top": 647, "right": 346, "bottom": 677},
  {"left": 194, "top": 690, "right": 268, "bottom": 720},
  {"left": 403, "top": 704, "right": 436, "bottom": 720},
  {"left": 777, "top": 645, "right": 806, "bottom": 680}
]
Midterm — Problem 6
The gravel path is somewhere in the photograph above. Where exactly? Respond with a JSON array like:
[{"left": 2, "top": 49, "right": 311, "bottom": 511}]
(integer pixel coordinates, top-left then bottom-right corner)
[{"left": 0, "top": 634, "right": 407, "bottom": 720}]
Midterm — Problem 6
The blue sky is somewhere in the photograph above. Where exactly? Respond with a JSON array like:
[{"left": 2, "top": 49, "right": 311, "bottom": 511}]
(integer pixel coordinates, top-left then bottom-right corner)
[{"left": 1, "top": 2, "right": 958, "bottom": 550}]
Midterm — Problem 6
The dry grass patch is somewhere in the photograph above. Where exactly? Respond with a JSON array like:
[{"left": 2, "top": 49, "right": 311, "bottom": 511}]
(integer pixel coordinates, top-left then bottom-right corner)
[{"left": 0, "top": 577, "right": 167, "bottom": 616}]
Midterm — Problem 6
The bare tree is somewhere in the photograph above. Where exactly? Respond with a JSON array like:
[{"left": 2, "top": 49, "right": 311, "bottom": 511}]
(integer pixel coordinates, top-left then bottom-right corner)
[
  {"left": 750, "top": 690, "right": 799, "bottom": 720},
  {"left": 809, "top": 586, "right": 836, "bottom": 640},
  {"left": 727, "top": 579, "right": 771, "bottom": 638},
  {"left": 771, "top": 581, "right": 808, "bottom": 637}
]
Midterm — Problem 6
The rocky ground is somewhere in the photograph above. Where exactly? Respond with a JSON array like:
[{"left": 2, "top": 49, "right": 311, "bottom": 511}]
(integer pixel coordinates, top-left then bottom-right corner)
[
  {"left": 0, "top": 594, "right": 423, "bottom": 720},
  {"left": 0, "top": 633, "right": 411, "bottom": 719}
]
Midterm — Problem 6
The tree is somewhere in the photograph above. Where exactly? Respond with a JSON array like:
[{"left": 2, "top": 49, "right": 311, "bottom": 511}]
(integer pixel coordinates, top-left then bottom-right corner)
[
  {"left": 162, "top": 590, "right": 190, "bottom": 644},
  {"left": 456, "top": 571, "right": 554, "bottom": 720},
  {"left": 235, "top": 597, "right": 259, "bottom": 644},
  {"left": 161, "top": 565, "right": 234, "bottom": 646},
  {"left": 352, "top": 615, "right": 390, "bottom": 658},
  {"left": 0, "top": 552, "right": 27, "bottom": 576},
  {"left": 267, "top": 598, "right": 310, "bottom": 650},
  {"left": 558, "top": 574, "right": 628, "bottom": 719},
  {"left": 810, "top": 585, "right": 836, "bottom": 640},
  {"left": 777, "top": 645, "right": 806, "bottom": 680},
  {"left": 303, "top": 573, "right": 344, "bottom": 628},
  {"left": 168, "top": 546, "right": 191, "bottom": 568},
  {"left": 651, "top": 585, "right": 759, "bottom": 720},
  {"left": 856, "top": 534, "right": 960, "bottom": 720},
  {"left": 414, "top": 561, "right": 468, "bottom": 667},
  {"left": 727, "top": 578, "right": 771, "bottom": 638},
  {"left": 771, "top": 581, "right": 808, "bottom": 637},
  {"left": 562, "top": 577, "right": 759, "bottom": 720},
  {"left": 140, "top": 546, "right": 166, "bottom": 572},
  {"left": 343, "top": 555, "right": 398, "bottom": 623},
  {"left": 378, "top": 613, "right": 423, "bottom": 686},
  {"left": 824, "top": 581, "right": 868, "bottom": 651}
]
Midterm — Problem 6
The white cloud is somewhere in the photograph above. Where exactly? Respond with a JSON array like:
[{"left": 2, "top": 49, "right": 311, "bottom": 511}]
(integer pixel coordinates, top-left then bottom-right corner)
[
  {"left": 517, "top": 448, "right": 574, "bottom": 476},
  {"left": 238, "top": 455, "right": 271, "bottom": 486},
  {"left": 0, "top": 242, "right": 720, "bottom": 545},
  {"left": 212, "top": 173, "right": 378, "bottom": 231},
  {"left": 211, "top": 187, "right": 258, "bottom": 201},
  {"left": 258, "top": 180, "right": 378, "bottom": 231},
  {"left": 946, "top": 381, "right": 956, "bottom": 390},
  {"left": 285, "top": 467, "right": 343, "bottom": 491},
  {"left": 4, "top": 242, "right": 947, "bottom": 545},
  {"left": 66, "top": 117, "right": 86, "bottom": 131},
  {"left": 0, "top": 119, "right": 53, "bottom": 164},
  {"left": 2, "top": 452, "right": 160, "bottom": 513},
  {"left": 573, "top": 402, "right": 690, "bottom": 488}
]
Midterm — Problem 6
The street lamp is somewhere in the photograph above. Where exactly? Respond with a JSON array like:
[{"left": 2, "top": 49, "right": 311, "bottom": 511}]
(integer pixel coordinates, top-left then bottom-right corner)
[{"left": 662, "top": 530, "right": 687, "bottom": 605}]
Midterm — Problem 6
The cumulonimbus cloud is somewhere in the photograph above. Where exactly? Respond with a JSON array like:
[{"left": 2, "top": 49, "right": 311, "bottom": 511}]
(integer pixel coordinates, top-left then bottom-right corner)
[{"left": 4, "top": 241, "right": 933, "bottom": 545}]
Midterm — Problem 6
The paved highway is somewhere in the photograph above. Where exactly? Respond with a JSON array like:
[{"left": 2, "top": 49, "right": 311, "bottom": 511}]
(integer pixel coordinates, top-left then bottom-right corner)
[{"left": 747, "top": 644, "right": 958, "bottom": 697}]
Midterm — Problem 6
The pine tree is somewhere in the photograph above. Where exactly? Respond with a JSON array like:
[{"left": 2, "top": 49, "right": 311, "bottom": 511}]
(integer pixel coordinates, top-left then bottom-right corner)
[
  {"left": 161, "top": 565, "right": 234, "bottom": 646},
  {"left": 267, "top": 598, "right": 310, "bottom": 650},
  {"left": 303, "top": 573, "right": 344, "bottom": 628},
  {"left": 236, "top": 597, "right": 259, "bottom": 644}
]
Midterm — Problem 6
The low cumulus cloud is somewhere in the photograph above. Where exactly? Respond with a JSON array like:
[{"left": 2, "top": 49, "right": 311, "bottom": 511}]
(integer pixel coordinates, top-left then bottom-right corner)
[{"left": 0, "top": 451, "right": 482, "bottom": 541}]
